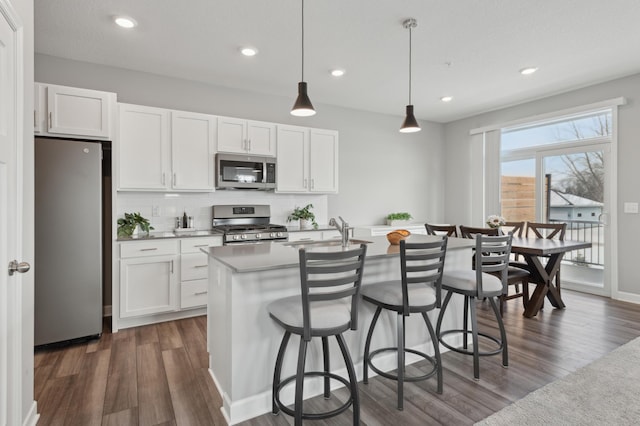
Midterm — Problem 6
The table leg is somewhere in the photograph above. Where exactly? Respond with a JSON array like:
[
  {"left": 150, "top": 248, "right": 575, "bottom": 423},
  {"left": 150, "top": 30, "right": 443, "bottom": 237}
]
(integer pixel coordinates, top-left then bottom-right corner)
[{"left": 522, "top": 253, "right": 566, "bottom": 317}]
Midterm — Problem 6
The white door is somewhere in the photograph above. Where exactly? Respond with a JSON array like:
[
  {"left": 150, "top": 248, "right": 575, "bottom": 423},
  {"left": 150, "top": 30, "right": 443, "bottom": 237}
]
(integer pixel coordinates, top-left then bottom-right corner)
[{"left": 1, "top": 4, "right": 29, "bottom": 425}]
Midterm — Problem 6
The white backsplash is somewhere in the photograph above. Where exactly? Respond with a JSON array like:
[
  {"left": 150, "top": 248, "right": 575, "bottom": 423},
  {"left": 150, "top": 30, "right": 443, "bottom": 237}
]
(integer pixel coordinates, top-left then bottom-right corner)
[{"left": 116, "top": 191, "right": 329, "bottom": 232}]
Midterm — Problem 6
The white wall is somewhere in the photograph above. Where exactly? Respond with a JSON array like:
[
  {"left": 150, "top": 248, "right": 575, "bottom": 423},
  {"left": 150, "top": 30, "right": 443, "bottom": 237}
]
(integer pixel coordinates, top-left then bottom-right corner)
[
  {"left": 35, "top": 54, "right": 446, "bottom": 227},
  {"left": 443, "top": 72, "right": 640, "bottom": 296}
]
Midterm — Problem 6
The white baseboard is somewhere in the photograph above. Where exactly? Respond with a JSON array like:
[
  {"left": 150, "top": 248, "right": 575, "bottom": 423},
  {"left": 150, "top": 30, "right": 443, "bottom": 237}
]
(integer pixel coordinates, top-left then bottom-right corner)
[
  {"left": 613, "top": 290, "right": 640, "bottom": 304},
  {"left": 23, "top": 400, "right": 39, "bottom": 426}
]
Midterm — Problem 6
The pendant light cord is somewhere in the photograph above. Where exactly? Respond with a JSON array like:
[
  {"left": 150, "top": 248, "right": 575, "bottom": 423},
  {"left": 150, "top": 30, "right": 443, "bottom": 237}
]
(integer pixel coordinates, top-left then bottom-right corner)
[
  {"left": 408, "top": 24, "right": 412, "bottom": 105},
  {"left": 301, "top": 0, "right": 305, "bottom": 82}
]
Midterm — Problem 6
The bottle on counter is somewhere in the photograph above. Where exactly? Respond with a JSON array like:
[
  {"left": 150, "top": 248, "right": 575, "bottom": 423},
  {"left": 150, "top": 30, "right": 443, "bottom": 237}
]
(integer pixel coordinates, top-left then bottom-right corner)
[
  {"left": 188, "top": 216, "right": 194, "bottom": 228},
  {"left": 175, "top": 216, "right": 181, "bottom": 229},
  {"left": 183, "top": 212, "right": 188, "bottom": 228}
]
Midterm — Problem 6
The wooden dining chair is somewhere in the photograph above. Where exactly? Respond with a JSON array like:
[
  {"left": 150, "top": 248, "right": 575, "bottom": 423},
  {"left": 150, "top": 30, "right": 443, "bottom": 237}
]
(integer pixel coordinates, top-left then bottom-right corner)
[
  {"left": 459, "top": 225, "right": 530, "bottom": 315},
  {"left": 503, "top": 221, "right": 525, "bottom": 237},
  {"left": 523, "top": 222, "right": 567, "bottom": 299},
  {"left": 425, "top": 223, "right": 458, "bottom": 237}
]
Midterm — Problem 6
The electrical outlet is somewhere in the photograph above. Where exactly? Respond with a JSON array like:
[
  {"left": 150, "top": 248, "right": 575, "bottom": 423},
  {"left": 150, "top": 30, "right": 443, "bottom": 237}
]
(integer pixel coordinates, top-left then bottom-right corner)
[
  {"left": 152, "top": 205, "right": 160, "bottom": 217},
  {"left": 624, "top": 202, "right": 639, "bottom": 214}
]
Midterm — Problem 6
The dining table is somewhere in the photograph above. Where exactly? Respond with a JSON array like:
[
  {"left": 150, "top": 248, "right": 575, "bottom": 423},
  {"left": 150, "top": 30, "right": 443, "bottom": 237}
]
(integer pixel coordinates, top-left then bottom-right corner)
[{"left": 510, "top": 237, "right": 592, "bottom": 318}]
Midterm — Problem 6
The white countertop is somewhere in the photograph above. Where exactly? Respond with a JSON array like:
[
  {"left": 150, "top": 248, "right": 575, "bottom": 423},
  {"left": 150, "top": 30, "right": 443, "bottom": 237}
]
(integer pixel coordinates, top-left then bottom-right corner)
[{"left": 204, "top": 234, "right": 474, "bottom": 273}]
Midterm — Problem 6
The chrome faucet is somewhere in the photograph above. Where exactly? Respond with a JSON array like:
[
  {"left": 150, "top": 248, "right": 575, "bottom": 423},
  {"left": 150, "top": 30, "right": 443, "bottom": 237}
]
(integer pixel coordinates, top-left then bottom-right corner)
[{"left": 329, "top": 216, "right": 351, "bottom": 247}]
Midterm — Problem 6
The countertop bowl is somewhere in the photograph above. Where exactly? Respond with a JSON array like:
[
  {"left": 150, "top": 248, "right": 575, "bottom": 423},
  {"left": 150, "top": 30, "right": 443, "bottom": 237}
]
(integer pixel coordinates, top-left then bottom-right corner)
[{"left": 386, "top": 229, "right": 411, "bottom": 245}]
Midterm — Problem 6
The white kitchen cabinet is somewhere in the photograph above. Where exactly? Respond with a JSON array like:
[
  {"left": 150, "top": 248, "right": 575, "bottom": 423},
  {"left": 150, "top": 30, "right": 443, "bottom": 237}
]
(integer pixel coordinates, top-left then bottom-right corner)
[
  {"left": 119, "top": 240, "right": 179, "bottom": 318},
  {"left": 287, "top": 230, "right": 321, "bottom": 242},
  {"left": 118, "top": 104, "right": 217, "bottom": 191},
  {"left": 180, "top": 236, "right": 222, "bottom": 309},
  {"left": 118, "top": 103, "right": 170, "bottom": 190},
  {"left": 309, "top": 129, "right": 339, "bottom": 193},
  {"left": 34, "top": 82, "right": 115, "bottom": 139},
  {"left": 287, "top": 229, "right": 343, "bottom": 242},
  {"left": 171, "top": 110, "right": 216, "bottom": 191},
  {"left": 117, "top": 235, "right": 221, "bottom": 324},
  {"left": 276, "top": 125, "right": 339, "bottom": 193},
  {"left": 217, "top": 117, "right": 276, "bottom": 156}
]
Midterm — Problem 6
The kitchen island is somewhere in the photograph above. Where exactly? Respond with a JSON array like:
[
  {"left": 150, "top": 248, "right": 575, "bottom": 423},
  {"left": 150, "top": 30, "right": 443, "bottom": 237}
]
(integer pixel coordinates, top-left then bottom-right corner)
[{"left": 205, "top": 234, "right": 474, "bottom": 424}]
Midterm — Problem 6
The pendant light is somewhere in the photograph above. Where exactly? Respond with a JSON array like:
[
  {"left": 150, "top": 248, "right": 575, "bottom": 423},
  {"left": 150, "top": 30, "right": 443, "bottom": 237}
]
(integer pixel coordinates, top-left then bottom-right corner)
[
  {"left": 400, "top": 18, "right": 420, "bottom": 133},
  {"left": 291, "top": 0, "right": 316, "bottom": 116}
]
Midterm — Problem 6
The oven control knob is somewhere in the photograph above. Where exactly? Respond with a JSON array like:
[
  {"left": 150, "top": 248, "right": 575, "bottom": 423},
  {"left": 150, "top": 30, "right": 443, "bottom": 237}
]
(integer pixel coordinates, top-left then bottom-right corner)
[
  {"left": 277, "top": 232, "right": 283, "bottom": 237},
  {"left": 233, "top": 235, "right": 240, "bottom": 241},
  {"left": 241, "top": 234, "right": 247, "bottom": 239},
  {"left": 270, "top": 232, "right": 276, "bottom": 238},
  {"left": 255, "top": 233, "right": 262, "bottom": 239}
]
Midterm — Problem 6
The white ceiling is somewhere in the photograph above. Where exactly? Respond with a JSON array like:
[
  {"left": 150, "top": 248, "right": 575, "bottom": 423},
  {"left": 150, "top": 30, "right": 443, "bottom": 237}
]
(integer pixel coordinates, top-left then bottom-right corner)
[{"left": 34, "top": 0, "right": 640, "bottom": 123}]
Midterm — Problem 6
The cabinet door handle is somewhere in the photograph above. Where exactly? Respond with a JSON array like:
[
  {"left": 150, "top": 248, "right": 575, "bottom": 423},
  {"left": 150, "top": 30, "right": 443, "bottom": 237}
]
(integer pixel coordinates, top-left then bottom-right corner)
[
  {"left": 303, "top": 178, "right": 308, "bottom": 188},
  {"left": 195, "top": 264, "right": 208, "bottom": 268},
  {"left": 194, "top": 291, "right": 208, "bottom": 296},
  {"left": 194, "top": 244, "right": 208, "bottom": 247},
  {"left": 162, "top": 173, "right": 166, "bottom": 185},
  {"left": 170, "top": 260, "right": 174, "bottom": 273},
  {"left": 34, "top": 110, "right": 37, "bottom": 128},
  {"left": 311, "top": 179, "right": 315, "bottom": 189},
  {"left": 248, "top": 139, "right": 251, "bottom": 151},
  {"left": 48, "top": 112, "right": 52, "bottom": 129},
  {"left": 140, "top": 248, "right": 158, "bottom": 251},
  {"left": 173, "top": 173, "right": 177, "bottom": 186}
]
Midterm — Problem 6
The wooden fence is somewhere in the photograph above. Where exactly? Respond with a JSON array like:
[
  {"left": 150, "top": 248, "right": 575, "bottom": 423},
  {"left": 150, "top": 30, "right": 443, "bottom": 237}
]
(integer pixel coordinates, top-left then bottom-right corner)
[{"left": 501, "top": 175, "right": 535, "bottom": 222}]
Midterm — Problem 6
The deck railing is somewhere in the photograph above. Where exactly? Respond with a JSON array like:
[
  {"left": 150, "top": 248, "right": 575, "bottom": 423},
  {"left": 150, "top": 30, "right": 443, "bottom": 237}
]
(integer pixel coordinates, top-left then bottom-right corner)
[{"left": 550, "top": 219, "right": 603, "bottom": 267}]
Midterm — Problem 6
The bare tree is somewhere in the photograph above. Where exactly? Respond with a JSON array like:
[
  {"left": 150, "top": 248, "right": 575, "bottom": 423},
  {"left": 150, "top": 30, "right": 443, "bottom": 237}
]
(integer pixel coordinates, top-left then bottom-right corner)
[{"left": 551, "top": 114, "right": 608, "bottom": 203}]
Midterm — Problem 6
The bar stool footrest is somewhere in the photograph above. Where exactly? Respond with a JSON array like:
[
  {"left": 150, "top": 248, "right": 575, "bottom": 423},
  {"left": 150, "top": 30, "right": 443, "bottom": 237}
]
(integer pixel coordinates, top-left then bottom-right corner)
[
  {"left": 367, "top": 346, "right": 438, "bottom": 382},
  {"left": 439, "top": 329, "right": 504, "bottom": 356},
  {"left": 274, "top": 371, "right": 354, "bottom": 420}
]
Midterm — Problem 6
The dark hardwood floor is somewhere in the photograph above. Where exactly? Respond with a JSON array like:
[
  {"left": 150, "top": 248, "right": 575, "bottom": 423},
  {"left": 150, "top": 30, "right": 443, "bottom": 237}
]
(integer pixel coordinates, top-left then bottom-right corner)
[{"left": 35, "top": 290, "right": 640, "bottom": 425}]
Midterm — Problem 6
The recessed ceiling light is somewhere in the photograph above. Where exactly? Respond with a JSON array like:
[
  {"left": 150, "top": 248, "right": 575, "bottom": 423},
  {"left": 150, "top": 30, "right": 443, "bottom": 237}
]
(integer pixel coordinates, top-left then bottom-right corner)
[
  {"left": 520, "top": 67, "right": 538, "bottom": 75},
  {"left": 440, "top": 96, "right": 453, "bottom": 102},
  {"left": 114, "top": 16, "right": 137, "bottom": 29},
  {"left": 240, "top": 47, "right": 258, "bottom": 57},
  {"left": 330, "top": 69, "right": 345, "bottom": 77}
]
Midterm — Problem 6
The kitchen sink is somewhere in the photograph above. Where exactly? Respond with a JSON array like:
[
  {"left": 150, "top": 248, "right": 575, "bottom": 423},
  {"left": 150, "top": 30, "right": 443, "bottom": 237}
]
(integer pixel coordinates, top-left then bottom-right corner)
[{"left": 283, "top": 238, "right": 372, "bottom": 248}]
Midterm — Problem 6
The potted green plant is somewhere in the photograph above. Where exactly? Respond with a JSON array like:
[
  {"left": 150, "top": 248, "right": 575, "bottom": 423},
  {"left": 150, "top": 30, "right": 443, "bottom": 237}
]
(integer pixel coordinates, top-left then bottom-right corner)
[
  {"left": 287, "top": 204, "right": 318, "bottom": 229},
  {"left": 117, "top": 212, "right": 154, "bottom": 237},
  {"left": 386, "top": 212, "right": 413, "bottom": 226}
]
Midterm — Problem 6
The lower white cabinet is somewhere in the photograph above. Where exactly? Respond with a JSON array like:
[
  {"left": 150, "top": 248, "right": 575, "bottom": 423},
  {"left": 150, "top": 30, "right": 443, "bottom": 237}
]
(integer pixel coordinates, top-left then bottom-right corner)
[
  {"left": 288, "top": 229, "right": 343, "bottom": 242},
  {"left": 118, "top": 236, "right": 222, "bottom": 323},
  {"left": 119, "top": 240, "right": 179, "bottom": 318},
  {"left": 180, "top": 236, "right": 222, "bottom": 309}
]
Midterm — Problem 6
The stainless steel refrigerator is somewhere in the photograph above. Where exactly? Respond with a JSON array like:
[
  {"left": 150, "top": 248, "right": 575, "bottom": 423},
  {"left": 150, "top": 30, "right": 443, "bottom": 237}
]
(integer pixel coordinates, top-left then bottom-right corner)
[{"left": 35, "top": 137, "right": 103, "bottom": 346}]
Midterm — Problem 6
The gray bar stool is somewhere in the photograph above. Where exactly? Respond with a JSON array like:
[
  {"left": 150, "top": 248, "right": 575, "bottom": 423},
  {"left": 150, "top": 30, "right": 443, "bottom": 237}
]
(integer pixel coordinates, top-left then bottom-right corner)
[
  {"left": 436, "top": 234, "right": 512, "bottom": 380},
  {"left": 268, "top": 244, "right": 367, "bottom": 426},
  {"left": 361, "top": 237, "right": 448, "bottom": 410}
]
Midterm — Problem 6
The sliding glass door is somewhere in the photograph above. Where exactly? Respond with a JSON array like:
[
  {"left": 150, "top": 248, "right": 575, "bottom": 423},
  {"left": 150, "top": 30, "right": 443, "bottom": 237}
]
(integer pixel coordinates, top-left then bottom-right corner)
[{"left": 499, "top": 110, "right": 613, "bottom": 296}]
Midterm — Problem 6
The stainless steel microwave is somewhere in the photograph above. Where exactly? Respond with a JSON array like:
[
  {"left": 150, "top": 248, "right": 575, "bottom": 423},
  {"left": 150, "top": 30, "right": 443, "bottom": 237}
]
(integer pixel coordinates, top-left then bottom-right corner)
[{"left": 215, "top": 153, "right": 276, "bottom": 190}]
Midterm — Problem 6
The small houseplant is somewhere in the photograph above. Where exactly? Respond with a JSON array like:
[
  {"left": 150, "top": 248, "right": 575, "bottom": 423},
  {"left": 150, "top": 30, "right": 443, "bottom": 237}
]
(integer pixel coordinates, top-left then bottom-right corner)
[
  {"left": 117, "top": 212, "right": 154, "bottom": 237},
  {"left": 386, "top": 212, "right": 413, "bottom": 226},
  {"left": 287, "top": 204, "right": 318, "bottom": 229}
]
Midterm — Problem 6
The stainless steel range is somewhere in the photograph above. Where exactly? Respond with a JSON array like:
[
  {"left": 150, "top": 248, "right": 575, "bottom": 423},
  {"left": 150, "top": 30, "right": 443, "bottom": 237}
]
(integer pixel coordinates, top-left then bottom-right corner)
[{"left": 212, "top": 204, "right": 288, "bottom": 244}]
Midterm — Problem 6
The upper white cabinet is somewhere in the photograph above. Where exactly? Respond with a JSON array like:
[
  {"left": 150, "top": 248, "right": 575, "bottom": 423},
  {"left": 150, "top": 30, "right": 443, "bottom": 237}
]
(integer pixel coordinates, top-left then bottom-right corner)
[
  {"left": 309, "top": 128, "right": 339, "bottom": 193},
  {"left": 118, "top": 103, "right": 216, "bottom": 191},
  {"left": 34, "top": 83, "right": 115, "bottom": 139},
  {"left": 118, "top": 103, "right": 171, "bottom": 190},
  {"left": 217, "top": 117, "right": 276, "bottom": 156},
  {"left": 171, "top": 110, "right": 216, "bottom": 191},
  {"left": 276, "top": 125, "right": 338, "bottom": 193}
]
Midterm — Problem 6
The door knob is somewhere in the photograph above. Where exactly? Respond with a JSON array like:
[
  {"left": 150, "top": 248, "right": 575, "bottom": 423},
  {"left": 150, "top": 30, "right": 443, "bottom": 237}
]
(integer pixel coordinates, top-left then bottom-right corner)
[{"left": 8, "top": 260, "right": 30, "bottom": 276}]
